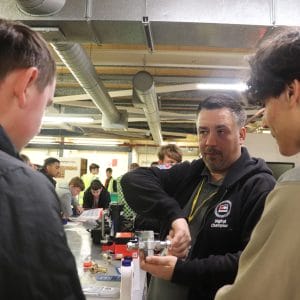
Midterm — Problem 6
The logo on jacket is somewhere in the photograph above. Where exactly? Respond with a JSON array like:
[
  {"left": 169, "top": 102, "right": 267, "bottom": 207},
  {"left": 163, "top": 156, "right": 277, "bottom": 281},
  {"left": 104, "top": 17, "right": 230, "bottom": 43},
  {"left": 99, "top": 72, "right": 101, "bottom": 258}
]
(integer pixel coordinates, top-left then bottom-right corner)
[{"left": 214, "top": 200, "right": 232, "bottom": 218}]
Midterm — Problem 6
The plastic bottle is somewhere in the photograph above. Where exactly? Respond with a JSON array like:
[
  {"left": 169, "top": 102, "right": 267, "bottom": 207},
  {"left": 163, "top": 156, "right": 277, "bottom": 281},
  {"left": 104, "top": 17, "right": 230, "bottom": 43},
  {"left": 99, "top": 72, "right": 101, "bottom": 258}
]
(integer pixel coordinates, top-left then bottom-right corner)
[{"left": 120, "top": 258, "right": 133, "bottom": 300}]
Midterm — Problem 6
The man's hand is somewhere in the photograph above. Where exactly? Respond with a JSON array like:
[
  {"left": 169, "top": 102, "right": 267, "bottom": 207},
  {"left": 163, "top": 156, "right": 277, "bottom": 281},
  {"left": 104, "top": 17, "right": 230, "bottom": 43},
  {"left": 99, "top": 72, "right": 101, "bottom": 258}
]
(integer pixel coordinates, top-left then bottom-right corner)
[
  {"left": 167, "top": 218, "right": 191, "bottom": 258},
  {"left": 140, "top": 254, "right": 178, "bottom": 281}
]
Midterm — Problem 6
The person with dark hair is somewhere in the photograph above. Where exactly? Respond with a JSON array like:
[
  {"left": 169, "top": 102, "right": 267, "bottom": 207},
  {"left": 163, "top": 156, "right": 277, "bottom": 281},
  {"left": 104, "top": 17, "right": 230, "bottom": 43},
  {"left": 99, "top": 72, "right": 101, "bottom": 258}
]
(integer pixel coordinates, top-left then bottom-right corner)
[
  {"left": 39, "top": 157, "right": 60, "bottom": 187},
  {"left": 150, "top": 161, "right": 159, "bottom": 167},
  {"left": 81, "top": 162, "right": 100, "bottom": 191},
  {"left": 105, "top": 167, "right": 117, "bottom": 193},
  {"left": 83, "top": 179, "right": 110, "bottom": 209},
  {"left": 56, "top": 177, "right": 85, "bottom": 221},
  {"left": 0, "top": 19, "right": 84, "bottom": 299},
  {"left": 121, "top": 94, "right": 276, "bottom": 300},
  {"left": 215, "top": 29, "right": 300, "bottom": 300}
]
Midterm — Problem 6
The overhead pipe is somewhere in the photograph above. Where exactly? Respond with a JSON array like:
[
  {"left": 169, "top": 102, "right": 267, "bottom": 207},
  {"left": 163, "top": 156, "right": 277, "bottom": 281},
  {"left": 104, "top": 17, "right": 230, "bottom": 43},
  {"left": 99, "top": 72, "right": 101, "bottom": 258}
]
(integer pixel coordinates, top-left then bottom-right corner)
[
  {"left": 17, "top": 0, "right": 127, "bottom": 130},
  {"left": 16, "top": 0, "right": 66, "bottom": 16},
  {"left": 51, "top": 42, "right": 127, "bottom": 129},
  {"left": 133, "top": 71, "right": 163, "bottom": 145}
]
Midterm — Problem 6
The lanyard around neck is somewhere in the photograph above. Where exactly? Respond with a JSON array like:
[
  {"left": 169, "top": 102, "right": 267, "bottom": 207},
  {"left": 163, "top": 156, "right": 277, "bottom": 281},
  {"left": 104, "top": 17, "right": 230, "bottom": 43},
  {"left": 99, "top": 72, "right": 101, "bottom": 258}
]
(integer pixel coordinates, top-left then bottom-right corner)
[{"left": 188, "top": 178, "right": 218, "bottom": 223}]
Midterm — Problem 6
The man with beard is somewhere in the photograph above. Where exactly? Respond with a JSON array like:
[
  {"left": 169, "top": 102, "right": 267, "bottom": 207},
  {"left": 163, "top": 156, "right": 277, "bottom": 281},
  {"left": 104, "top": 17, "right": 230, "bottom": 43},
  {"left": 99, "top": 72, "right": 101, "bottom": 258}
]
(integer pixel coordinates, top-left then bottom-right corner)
[
  {"left": 121, "top": 94, "right": 276, "bottom": 300},
  {"left": 215, "top": 29, "right": 300, "bottom": 300}
]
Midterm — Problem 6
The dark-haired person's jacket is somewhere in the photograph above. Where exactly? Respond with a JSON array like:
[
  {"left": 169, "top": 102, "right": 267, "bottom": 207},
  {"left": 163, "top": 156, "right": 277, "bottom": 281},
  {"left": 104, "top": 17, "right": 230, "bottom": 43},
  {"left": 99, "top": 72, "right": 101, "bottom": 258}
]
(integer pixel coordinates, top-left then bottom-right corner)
[
  {"left": 0, "top": 126, "right": 85, "bottom": 299},
  {"left": 121, "top": 147, "right": 276, "bottom": 300},
  {"left": 83, "top": 186, "right": 111, "bottom": 209},
  {"left": 39, "top": 168, "right": 57, "bottom": 187}
]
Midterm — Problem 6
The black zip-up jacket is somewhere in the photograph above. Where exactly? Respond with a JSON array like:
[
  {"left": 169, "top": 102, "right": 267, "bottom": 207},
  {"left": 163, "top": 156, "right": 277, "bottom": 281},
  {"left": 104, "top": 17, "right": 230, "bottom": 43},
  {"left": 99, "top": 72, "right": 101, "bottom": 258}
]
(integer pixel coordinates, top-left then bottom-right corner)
[
  {"left": 83, "top": 186, "right": 111, "bottom": 209},
  {"left": 121, "top": 147, "right": 276, "bottom": 300},
  {"left": 0, "top": 126, "right": 85, "bottom": 300}
]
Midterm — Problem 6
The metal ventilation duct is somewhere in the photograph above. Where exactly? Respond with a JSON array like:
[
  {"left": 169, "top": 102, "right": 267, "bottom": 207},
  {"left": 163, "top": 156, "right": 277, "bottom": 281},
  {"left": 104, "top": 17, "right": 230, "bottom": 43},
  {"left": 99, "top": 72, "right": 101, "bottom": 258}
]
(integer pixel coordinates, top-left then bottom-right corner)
[
  {"left": 16, "top": 0, "right": 66, "bottom": 16},
  {"left": 133, "top": 71, "right": 163, "bottom": 145},
  {"left": 52, "top": 42, "right": 127, "bottom": 130},
  {"left": 16, "top": 0, "right": 127, "bottom": 131}
]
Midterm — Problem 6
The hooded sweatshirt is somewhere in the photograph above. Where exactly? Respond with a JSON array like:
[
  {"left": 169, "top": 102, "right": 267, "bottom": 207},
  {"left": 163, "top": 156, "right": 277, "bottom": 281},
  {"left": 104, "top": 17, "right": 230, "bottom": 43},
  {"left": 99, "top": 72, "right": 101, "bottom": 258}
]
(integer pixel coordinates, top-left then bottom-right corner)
[{"left": 121, "top": 147, "right": 276, "bottom": 300}]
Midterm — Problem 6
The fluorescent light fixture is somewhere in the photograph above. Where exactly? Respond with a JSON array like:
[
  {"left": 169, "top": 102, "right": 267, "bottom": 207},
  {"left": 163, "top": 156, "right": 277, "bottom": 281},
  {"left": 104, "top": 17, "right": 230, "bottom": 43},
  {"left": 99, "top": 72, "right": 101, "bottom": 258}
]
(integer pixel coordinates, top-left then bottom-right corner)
[
  {"left": 43, "top": 116, "right": 94, "bottom": 124},
  {"left": 30, "top": 136, "right": 58, "bottom": 144},
  {"left": 196, "top": 83, "right": 247, "bottom": 91},
  {"left": 29, "top": 136, "right": 123, "bottom": 146},
  {"left": 142, "top": 16, "right": 154, "bottom": 52},
  {"left": 69, "top": 138, "right": 121, "bottom": 146}
]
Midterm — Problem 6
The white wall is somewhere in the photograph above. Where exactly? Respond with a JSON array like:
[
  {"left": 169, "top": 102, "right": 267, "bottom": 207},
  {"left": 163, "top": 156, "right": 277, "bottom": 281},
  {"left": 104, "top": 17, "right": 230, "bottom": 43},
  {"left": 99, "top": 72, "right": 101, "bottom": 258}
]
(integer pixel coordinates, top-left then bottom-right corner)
[
  {"left": 22, "top": 148, "right": 132, "bottom": 182},
  {"left": 22, "top": 133, "right": 300, "bottom": 179},
  {"left": 21, "top": 148, "right": 60, "bottom": 166},
  {"left": 136, "top": 133, "right": 300, "bottom": 166},
  {"left": 244, "top": 133, "right": 300, "bottom": 166}
]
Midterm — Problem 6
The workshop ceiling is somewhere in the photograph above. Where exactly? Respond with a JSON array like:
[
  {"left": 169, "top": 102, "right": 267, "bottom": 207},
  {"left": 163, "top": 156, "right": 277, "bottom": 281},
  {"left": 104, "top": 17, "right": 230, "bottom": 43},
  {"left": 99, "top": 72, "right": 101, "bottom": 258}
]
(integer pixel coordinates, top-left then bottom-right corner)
[{"left": 2, "top": 0, "right": 300, "bottom": 146}]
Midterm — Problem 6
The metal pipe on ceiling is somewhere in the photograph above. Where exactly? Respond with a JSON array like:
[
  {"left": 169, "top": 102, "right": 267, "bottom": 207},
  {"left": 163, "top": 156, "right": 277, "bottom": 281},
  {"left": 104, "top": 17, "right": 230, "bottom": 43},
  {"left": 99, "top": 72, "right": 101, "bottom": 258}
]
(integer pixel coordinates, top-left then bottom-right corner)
[
  {"left": 16, "top": 0, "right": 66, "bottom": 16},
  {"left": 133, "top": 71, "right": 163, "bottom": 145},
  {"left": 51, "top": 42, "right": 127, "bottom": 129},
  {"left": 16, "top": 0, "right": 127, "bottom": 130}
]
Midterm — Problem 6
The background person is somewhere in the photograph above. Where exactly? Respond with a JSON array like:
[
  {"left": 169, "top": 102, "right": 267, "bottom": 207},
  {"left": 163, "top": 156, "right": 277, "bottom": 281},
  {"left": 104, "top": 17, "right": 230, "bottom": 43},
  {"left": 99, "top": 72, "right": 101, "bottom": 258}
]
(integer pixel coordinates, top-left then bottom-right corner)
[
  {"left": 80, "top": 162, "right": 100, "bottom": 204},
  {"left": 105, "top": 167, "right": 117, "bottom": 193},
  {"left": 135, "top": 144, "right": 183, "bottom": 231},
  {"left": 56, "top": 177, "right": 85, "bottom": 221},
  {"left": 0, "top": 19, "right": 84, "bottom": 299},
  {"left": 157, "top": 143, "right": 183, "bottom": 168},
  {"left": 122, "top": 94, "right": 276, "bottom": 300},
  {"left": 83, "top": 179, "right": 110, "bottom": 209},
  {"left": 81, "top": 162, "right": 100, "bottom": 192},
  {"left": 39, "top": 157, "right": 60, "bottom": 187},
  {"left": 215, "top": 29, "right": 300, "bottom": 300}
]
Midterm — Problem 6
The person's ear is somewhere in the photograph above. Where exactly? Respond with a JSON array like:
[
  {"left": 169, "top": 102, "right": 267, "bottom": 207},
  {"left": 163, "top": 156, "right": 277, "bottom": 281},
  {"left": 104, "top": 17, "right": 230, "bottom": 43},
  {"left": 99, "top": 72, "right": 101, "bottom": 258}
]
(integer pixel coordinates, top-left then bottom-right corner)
[
  {"left": 239, "top": 127, "right": 246, "bottom": 144},
  {"left": 287, "top": 79, "right": 300, "bottom": 106},
  {"left": 13, "top": 67, "right": 38, "bottom": 108}
]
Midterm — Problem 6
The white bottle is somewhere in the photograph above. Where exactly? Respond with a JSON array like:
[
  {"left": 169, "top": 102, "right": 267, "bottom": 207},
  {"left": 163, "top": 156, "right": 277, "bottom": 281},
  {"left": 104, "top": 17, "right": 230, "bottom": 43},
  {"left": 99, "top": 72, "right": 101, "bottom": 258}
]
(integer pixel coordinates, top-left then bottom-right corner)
[
  {"left": 131, "top": 255, "right": 147, "bottom": 300},
  {"left": 120, "top": 258, "right": 133, "bottom": 300}
]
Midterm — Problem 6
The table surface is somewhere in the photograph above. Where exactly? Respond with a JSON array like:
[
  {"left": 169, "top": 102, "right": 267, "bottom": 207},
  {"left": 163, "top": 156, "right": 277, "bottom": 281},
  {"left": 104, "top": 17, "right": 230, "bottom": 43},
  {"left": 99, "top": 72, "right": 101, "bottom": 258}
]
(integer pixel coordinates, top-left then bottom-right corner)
[{"left": 64, "top": 221, "right": 121, "bottom": 299}]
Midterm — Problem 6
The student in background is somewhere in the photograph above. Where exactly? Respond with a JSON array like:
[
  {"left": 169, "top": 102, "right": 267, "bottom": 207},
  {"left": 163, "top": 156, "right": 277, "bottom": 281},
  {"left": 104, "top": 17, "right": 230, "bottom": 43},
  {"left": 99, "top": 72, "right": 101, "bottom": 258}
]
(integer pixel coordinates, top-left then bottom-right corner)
[
  {"left": 157, "top": 143, "right": 183, "bottom": 169},
  {"left": 39, "top": 157, "right": 60, "bottom": 187},
  {"left": 105, "top": 167, "right": 117, "bottom": 193},
  {"left": 83, "top": 179, "right": 110, "bottom": 209},
  {"left": 56, "top": 177, "right": 85, "bottom": 222},
  {"left": 134, "top": 144, "right": 183, "bottom": 231},
  {"left": 215, "top": 29, "right": 300, "bottom": 300},
  {"left": 0, "top": 19, "right": 84, "bottom": 299},
  {"left": 81, "top": 162, "right": 100, "bottom": 192}
]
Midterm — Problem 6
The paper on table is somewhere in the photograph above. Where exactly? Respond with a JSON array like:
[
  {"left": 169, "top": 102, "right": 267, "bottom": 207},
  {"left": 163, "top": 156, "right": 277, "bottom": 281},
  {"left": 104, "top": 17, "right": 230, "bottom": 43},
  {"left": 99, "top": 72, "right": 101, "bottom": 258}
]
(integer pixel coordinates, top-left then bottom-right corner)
[{"left": 76, "top": 208, "right": 103, "bottom": 222}]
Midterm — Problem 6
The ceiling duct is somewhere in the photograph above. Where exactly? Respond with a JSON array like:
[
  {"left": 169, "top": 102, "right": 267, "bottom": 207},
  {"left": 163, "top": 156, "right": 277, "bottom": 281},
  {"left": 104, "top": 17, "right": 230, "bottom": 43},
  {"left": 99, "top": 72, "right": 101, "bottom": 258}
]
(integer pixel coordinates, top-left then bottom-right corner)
[
  {"left": 51, "top": 42, "right": 127, "bottom": 130},
  {"left": 16, "top": 0, "right": 66, "bottom": 16},
  {"left": 133, "top": 71, "right": 163, "bottom": 145}
]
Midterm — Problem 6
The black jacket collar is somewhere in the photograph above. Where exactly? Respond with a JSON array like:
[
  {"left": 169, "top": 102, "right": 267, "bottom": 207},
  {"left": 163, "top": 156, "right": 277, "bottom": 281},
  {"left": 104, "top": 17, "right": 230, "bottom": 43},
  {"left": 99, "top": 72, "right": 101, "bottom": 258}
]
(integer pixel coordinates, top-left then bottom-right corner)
[{"left": 0, "top": 125, "right": 19, "bottom": 159}]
